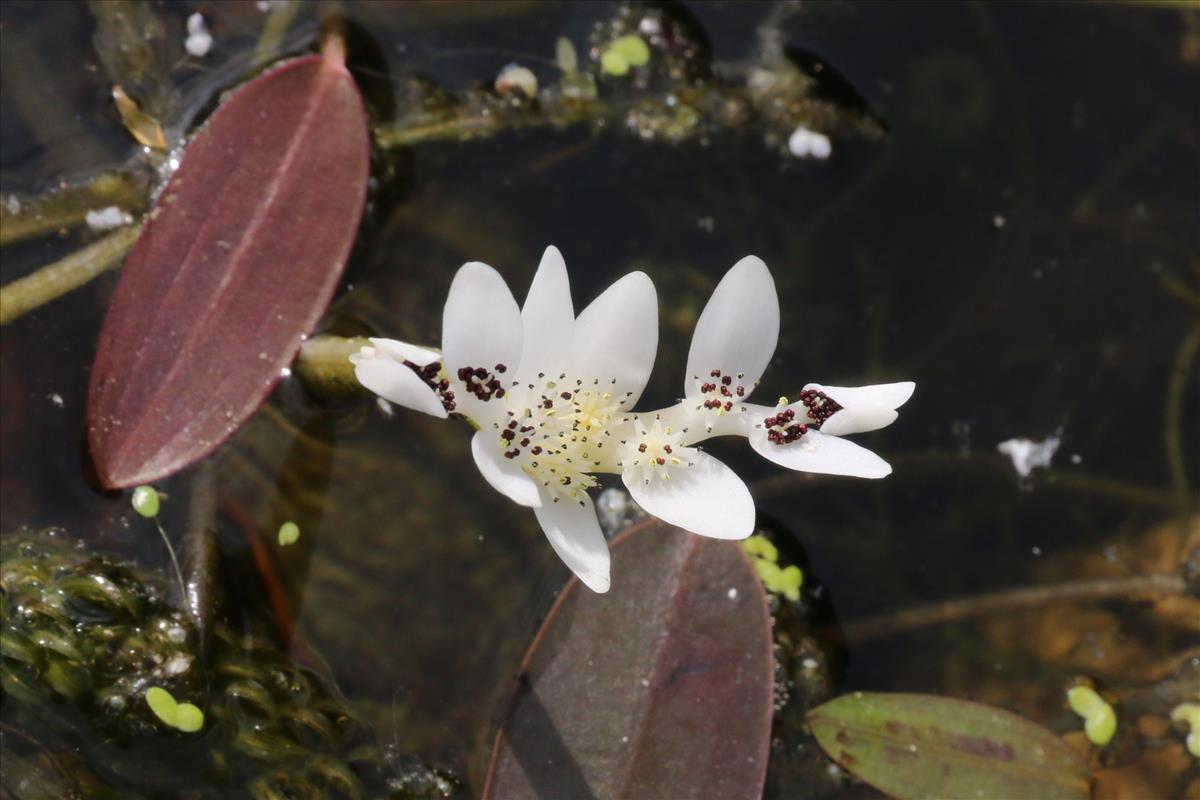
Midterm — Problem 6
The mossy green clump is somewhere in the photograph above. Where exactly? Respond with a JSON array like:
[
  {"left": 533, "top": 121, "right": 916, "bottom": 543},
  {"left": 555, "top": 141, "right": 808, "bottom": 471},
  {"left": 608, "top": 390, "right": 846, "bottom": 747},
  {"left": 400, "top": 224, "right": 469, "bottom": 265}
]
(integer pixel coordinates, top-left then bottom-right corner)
[{"left": 1, "top": 529, "right": 456, "bottom": 798}]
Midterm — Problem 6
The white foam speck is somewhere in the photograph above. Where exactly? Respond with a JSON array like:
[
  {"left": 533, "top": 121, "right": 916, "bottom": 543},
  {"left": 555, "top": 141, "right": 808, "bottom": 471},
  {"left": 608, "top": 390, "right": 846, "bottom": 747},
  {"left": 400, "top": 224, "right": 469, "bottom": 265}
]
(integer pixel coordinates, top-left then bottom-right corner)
[
  {"left": 787, "top": 127, "right": 832, "bottom": 159},
  {"left": 85, "top": 206, "right": 132, "bottom": 231},
  {"left": 185, "top": 13, "right": 213, "bottom": 58},
  {"left": 997, "top": 432, "right": 1060, "bottom": 477}
]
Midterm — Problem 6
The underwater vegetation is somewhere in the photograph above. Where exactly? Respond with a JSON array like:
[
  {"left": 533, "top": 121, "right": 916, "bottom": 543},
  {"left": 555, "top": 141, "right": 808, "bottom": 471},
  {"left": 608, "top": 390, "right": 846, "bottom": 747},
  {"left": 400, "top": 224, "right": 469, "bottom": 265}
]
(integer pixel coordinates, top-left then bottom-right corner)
[{"left": 1, "top": 1, "right": 1198, "bottom": 799}]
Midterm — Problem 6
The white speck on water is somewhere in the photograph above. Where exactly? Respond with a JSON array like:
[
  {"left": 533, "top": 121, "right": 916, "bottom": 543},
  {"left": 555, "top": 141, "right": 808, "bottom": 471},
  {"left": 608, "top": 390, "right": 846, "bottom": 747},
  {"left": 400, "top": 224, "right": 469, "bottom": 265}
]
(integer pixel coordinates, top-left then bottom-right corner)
[
  {"left": 993, "top": 214, "right": 1007, "bottom": 228},
  {"left": 4, "top": 195, "right": 20, "bottom": 214},
  {"left": 1071, "top": 453, "right": 1082, "bottom": 464},
  {"left": 185, "top": 13, "right": 213, "bottom": 57},
  {"left": 85, "top": 206, "right": 133, "bottom": 231},
  {"left": 997, "top": 431, "right": 1060, "bottom": 477},
  {"left": 621, "top": 735, "right": 629, "bottom": 743},
  {"left": 727, "top": 587, "right": 738, "bottom": 600},
  {"left": 697, "top": 216, "right": 716, "bottom": 233},
  {"left": 787, "top": 126, "right": 832, "bottom": 159},
  {"left": 640, "top": 678, "right": 650, "bottom": 688},
  {"left": 46, "top": 393, "right": 64, "bottom": 408},
  {"left": 1031, "top": 546, "right": 1042, "bottom": 556}
]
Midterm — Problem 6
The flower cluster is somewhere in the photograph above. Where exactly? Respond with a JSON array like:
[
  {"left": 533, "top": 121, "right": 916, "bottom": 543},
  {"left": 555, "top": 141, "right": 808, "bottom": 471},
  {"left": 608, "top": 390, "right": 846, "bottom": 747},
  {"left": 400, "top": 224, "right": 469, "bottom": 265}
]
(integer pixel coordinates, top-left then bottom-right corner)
[{"left": 352, "top": 247, "right": 913, "bottom": 592}]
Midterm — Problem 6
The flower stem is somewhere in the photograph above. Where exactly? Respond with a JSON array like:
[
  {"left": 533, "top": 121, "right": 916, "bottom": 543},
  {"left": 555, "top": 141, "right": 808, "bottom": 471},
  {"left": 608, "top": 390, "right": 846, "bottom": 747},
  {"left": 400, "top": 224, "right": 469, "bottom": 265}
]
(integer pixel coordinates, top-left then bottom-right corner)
[
  {"left": 0, "top": 224, "right": 140, "bottom": 325},
  {"left": 293, "top": 335, "right": 371, "bottom": 396}
]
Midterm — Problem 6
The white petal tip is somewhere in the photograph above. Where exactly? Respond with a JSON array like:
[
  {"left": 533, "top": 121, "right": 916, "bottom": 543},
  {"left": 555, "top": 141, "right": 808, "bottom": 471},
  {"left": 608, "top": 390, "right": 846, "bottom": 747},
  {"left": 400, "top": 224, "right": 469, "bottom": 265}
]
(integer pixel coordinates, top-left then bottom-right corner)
[{"left": 580, "top": 573, "right": 611, "bottom": 593}]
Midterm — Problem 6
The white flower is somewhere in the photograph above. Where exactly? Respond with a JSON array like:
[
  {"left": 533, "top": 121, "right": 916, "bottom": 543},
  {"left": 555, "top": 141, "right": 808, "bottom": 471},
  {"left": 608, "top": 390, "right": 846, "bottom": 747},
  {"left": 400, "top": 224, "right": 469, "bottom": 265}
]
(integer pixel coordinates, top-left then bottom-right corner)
[
  {"left": 355, "top": 247, "right": 656, "bottom": 593},
  {"left": 655, "top": 256, "right": 914, "bottom": 480},
  {"left": 352, "top": 247, "right": 914, "bottom": 593}
]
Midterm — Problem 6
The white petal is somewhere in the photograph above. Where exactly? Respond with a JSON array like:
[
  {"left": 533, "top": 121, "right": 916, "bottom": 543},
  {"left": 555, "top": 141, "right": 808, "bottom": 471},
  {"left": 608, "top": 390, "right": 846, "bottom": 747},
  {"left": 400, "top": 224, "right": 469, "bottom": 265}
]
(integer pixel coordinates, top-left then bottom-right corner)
[
  {"left": 806, "top": 381, "right": 915, "bottom": 411},
  {"left": 750, "top": 427, "right": 891, "bottom": 479},
  {"left": 820, "top": 406, "right": 898, "bottom": 436},
  {"left": 470, "top": 432, "right": 541, "bottom": 507},
  {"left": 353, "top": 358, "right": 447, "bottom": 418},
  {"left": 370, "top": 338, "right": 441, "bottom": 367},
  {"left": 572, "top": 271, "right": 658, "bottom": 407},
  {"left": 518, "top": 246, "right": 574, "bottom": 382},
  {"left": 442, "top": 262, "right": 523, "bottom": 375},
  {"left": 533, "top": 489, "right": 611, "bottom": 593},
  {"left": 623, "top": 450, "right": 755, "bottom": 540},
  {"left": 685, "top": 256, "right": 779, "bottom": 400}
]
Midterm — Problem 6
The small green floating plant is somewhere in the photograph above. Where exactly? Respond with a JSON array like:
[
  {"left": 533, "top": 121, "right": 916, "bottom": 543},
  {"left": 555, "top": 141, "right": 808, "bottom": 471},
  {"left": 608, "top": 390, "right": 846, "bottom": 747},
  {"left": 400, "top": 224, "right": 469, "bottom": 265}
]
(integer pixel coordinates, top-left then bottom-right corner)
[
  {"left": 277, "top": 521, "right": 300, "bottom": 546},
  {"left": 145, "top": 686, "right": 205, "bottom": 733},
  {"left": 600, "top": 35, "right": 651, "bottom": 77},
  {"left": 742, "top": 535, "right": 802, "bottom": 602},
  {"left": 131, "top": 485, "right": 186, "bottom": 600},
  {"left": 1067, "top": 685, "right": 1116, "bottom": 747}
]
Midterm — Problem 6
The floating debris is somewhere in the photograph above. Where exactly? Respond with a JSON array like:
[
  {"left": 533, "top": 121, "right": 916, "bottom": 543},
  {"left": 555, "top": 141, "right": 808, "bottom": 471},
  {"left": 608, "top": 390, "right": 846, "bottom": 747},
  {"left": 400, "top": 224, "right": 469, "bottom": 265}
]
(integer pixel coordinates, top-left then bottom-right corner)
[
  {"left": 112, "top": 85, "right": 168, "bottom": 150},
  {"left": 997, "top": 431, "right": 1061, "bottom": 478}
]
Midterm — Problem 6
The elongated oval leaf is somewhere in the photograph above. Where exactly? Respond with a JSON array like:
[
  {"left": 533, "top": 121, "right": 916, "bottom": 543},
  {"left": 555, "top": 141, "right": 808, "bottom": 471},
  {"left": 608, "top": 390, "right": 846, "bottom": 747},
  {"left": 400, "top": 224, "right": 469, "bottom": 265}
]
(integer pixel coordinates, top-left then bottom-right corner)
[
  {"left": 808, "top": 692, "right": 1090, "bottom": 800},
  {"left": 88, "top": 47, "right": 369, "bottom": 488},
  {"left": 482, "top": 521, "right": 774, "bottom": 800}
]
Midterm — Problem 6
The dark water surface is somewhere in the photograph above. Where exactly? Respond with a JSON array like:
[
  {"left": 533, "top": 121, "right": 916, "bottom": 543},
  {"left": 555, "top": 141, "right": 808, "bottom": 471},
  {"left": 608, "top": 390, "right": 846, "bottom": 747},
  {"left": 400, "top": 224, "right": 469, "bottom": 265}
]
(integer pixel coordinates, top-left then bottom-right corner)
[{"left": 2, "top": 1, "right": 1197, "bottom": 797}]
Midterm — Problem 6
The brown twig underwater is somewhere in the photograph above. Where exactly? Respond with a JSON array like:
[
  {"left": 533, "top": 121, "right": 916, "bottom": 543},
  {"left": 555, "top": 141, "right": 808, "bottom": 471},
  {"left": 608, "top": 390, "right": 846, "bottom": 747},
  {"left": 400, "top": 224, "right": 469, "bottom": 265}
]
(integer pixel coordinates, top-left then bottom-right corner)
[{"left": 840, "top": 571, "right": 1187, "bottom": 643}]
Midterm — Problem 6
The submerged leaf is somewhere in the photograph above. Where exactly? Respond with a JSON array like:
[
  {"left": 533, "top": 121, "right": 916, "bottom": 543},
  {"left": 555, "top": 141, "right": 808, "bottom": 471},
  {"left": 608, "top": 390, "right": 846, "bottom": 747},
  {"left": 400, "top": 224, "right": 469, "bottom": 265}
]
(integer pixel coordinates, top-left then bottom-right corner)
[
  {"left": 808, "top": 692, "right": 1089, "bottom": 800},
  {"left": 483, "top": 521, "right": 774, "bottom": 800},
  {"left": 88, "top": 47, "right": 370, "bottom": 488}
]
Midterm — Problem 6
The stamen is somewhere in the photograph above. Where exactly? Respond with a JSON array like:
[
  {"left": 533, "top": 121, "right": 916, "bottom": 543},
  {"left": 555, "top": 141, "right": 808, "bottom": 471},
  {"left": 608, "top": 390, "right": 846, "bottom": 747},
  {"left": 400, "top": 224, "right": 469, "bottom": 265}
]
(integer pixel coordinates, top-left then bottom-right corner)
[{"left": 798, "top": 388, "right": 843, "bottom": 428}]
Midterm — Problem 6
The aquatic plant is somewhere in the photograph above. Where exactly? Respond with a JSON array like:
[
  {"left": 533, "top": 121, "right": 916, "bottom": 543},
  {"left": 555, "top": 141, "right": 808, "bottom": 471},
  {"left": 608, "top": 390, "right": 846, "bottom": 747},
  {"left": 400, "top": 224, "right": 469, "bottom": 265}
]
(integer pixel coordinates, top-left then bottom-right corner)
[{"left": 351, "top": 247, "right": 913, "bottom": 591}]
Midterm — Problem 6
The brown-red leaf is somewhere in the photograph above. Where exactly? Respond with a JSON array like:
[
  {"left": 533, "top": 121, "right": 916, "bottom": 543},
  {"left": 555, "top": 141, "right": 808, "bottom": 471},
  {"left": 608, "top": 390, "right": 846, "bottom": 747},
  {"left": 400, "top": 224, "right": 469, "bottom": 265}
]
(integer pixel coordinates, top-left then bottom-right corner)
[
  {"left": 482, "top": 521, "right": 774, "bottom": 800},
  {"left": 88, "top": 48, "right": 369, "bottom": 488}
]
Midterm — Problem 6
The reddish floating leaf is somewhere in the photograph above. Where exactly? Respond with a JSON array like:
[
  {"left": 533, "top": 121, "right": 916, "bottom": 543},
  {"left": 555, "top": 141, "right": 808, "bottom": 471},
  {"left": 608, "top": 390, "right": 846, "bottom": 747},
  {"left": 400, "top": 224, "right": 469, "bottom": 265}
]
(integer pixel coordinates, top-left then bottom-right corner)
[
  {"left": 808, "top": 692, "right": 1090, "bottom": 800},
  {"left": 482, "top": 521, "right": 774, "bottom": 800},
  {"left": 88, "top": 47, "right": 369, "bottom": 488}
]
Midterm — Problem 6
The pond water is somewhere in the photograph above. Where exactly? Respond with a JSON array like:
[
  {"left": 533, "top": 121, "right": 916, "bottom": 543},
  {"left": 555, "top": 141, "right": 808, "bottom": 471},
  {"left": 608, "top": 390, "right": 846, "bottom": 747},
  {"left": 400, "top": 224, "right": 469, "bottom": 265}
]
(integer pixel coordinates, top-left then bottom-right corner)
[{"left": 2, "top": 2, "right": 1197, "bottom": 798}]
